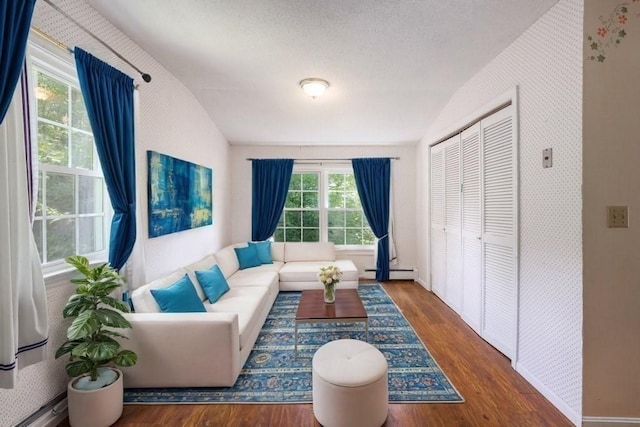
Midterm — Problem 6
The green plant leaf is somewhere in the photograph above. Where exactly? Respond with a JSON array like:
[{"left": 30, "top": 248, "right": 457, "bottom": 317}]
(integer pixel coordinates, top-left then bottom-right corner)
[
  {"left": 66, "top": 359, "right": 94, "bottom": 377},
  {"left": 83, "top": 341, "right": 119, "bottom": 361},
  {"left": 65, "top": 255, "right": 91, "bottom": 276},
  {"left": 99, "top": 330, "right": 129, "bottom": 340},
  {"left": 113, "top": 350, "right": 137, "bottom": 367},
  {"left": 63, "top": 294, "right": 95, "bottom": 318},
  {"left": 55, "top": 340, "right": 83, "bottom": 359},
  {"left": 94, "top": 309, "right": 131, "bottom": 328},
  {"left": 67, "top": 310, "right": 100, "bottom": 340},
  {"left": 99, "top": 296, "right": 130, "bottom": 313}
]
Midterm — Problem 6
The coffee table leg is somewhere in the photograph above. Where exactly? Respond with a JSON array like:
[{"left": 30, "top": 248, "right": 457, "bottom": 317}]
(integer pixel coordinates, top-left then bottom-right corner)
[
  {"left": 294, "top": 321, "right": 298, "bottom": 359},
  {"left": 365, "top": 319, "right": 369, "bottom": 342}
]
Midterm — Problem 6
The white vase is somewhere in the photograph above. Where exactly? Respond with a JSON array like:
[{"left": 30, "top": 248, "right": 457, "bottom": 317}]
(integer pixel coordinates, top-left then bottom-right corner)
[{"left": 67, "top": 368, "right": 124, "bottom": 427}]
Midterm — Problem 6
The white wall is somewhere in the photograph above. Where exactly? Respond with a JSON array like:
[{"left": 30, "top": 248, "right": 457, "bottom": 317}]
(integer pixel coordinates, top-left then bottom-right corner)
[
  {"left": 0, "top": 0, "right": 231, "bottom": 424},
  {"left": 416, "top": 0, "right": 583, "bottom": 423},
  {"left": 229, "top": 145, "right": 417, "bottom": 276}
]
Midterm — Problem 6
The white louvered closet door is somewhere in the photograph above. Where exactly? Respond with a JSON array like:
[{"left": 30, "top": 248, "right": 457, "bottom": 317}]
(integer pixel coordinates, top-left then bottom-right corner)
[
  {"left": 460, "top": 123, "right": 482, "bottom": 334},
  {"left": 481, "top": 105, "right": 517, "bottom": 360},
  {"left": 443, "top": 137, "right": 462, "bottom": 312},
  {"left": 430, "top": 142, "right": 446, "bottom": 300}
]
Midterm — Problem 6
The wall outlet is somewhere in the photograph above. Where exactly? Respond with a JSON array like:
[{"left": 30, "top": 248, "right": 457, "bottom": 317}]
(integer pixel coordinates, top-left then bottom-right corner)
[
  {"left": 607, "top": 206, "right": 629, "bottom": 228},
  {"left": 543, "top": 148, "right": 553, "bottom": 168}
]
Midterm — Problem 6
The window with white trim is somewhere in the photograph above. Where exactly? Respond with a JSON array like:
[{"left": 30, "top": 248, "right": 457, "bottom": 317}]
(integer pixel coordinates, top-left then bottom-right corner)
[
  {"left": 29, "top": 43, "right": 110, "bottom": 274},
  {"left": 274, "top": 168, "right": 375, "bottom": 248}
]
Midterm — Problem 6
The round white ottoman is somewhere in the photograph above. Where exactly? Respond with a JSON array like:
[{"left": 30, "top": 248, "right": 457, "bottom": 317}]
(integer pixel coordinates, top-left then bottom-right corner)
[{"left": 312, "top": 339, "right": 388, "bottom": 427}]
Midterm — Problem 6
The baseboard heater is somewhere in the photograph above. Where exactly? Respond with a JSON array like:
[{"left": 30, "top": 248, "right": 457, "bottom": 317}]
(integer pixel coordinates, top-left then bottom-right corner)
[
  {"left": 14, "top": 392, "right": 67, "bottom": 427},
  {"left": 363, "top": 268, "right": 416, "bottom": 281}
]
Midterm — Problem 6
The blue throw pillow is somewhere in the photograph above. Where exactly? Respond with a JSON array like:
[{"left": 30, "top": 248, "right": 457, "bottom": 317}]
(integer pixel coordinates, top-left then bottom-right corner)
[
  {"left": 150, "top": 274, "right": 206, "bottom": 313},
  {"left": 195, "top": 265, "right": 230, "bottom": 303},
  {"left": 249, "top": 241, "right": 273, "bottom": 264},
  {"left": 234, "top": 245, "right": 261, "bottom": 269}
]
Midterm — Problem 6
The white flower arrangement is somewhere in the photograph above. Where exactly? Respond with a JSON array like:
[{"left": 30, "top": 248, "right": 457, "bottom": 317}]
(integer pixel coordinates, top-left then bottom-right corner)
[{"left": 317, "top": 265, "right": 342, "bottom": 286}]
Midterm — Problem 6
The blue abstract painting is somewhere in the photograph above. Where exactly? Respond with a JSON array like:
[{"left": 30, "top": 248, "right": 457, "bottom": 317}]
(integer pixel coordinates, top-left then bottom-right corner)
[{"left": 147, "top": 151, "right": 213, "bottom": 238}]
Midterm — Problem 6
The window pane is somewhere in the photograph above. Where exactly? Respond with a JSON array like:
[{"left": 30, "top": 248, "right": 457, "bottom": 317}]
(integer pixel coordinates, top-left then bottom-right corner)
[
  {"left": 71, "top": 88, "right": 91, "bottom": 132},
  {"left": 363, "top": 228, "right": 376, "bottom": 244},
  {"left": 344, "top": 173, "right": 357, "bottom": 189},
  {"left": 328, "top": 228, "right": 345, "bottom": 245},
  {"left": 328, "top": 173, "right": 344, "bottom": 190},
  {"left": 35, "top": 170, "right": 43, "bottom": 217},
  {"left": 285, "top": 191, "right": 301, "bottom": 209},
  {"left": 328, "top": 191, "right": 343, "bottom": 208},
  {"left": 302, "top": 210, "right": 319, "bottom": 227},
  {"left": 285, "top": 228, "right": 302, "bottom": 242},
  {"left": 79, "top": 176, "right": 103, "bottom": 214},
  {"left": 38, "top": 122, "right": 68, "bottom": 166},
  {"left": 274, "top": 228, "right": 284, "bottom": 242},
  {"left": 276, "top": 214, "right": 284, "bottom": 228},
  {"left": 302, "top": 191, "right": 318, "bottom": 208},
  {"left": 346, "top": 229, "right": 363, "bottom": 245},
  {"left": 345, "top": 192, "right": 360, "bottom": 209},
  {"left": 79, "top": 216, "right": 104, "bottom": 254},
  {"left": 36, "top": 72, "right": 68, "bottom": 124},
  {"left": 33, "top": 219, "right": 43, "bottom": 262},
  {"left": 345, "top": 211, "right": 363, "bottom": 227},
  {"left": 303, "top": 228, "right": 319, "bottom": 242},
  {"left": 71, "top": 131, "right": 94, "bottom": 170},
  {"left": 46, "top": 218, "right": 75, "bottom": 262},
  {"left": 46, "top": 173, "right": 75, "bottom": 215},
  {"left": 302, "top": 173, "right": 318, "bottom": 190},
  {"left": 328, "top": 211, "right": 345, "bottom": 227},
  {"left": 285, "top": 211, "right": 301, "bottom": 227},
  {"left": 288, "top": 173, "right": 301, "bottom": 191}
]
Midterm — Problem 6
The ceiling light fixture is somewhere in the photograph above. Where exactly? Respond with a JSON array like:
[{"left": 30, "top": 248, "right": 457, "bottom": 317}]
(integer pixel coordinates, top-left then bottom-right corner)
[{"left": 299, "top": 78, "right": 330, "bottom": 98}]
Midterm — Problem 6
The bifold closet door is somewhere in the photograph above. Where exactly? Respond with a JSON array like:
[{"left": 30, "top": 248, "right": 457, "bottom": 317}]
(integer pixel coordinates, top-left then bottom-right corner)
[
  {"left": 443, "top": 138, "right": 462, "bottom": 312},
  {"left": 460, "top": 123, "right": 482, "bottom": 333},
  {"left": 481, "top": 105, "right": 517, "bottom": 360},
  {"left": 430, "top": 143, "right": 446, "bottom": 300}
]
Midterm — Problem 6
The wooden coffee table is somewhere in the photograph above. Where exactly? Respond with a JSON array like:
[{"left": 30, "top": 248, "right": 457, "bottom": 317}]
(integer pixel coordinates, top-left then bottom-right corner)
[{"left": 294, "top": 289, "right": 368, "bottom": 358}]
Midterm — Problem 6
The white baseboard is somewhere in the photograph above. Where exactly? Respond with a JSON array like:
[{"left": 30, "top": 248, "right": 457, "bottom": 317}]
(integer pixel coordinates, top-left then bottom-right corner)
[
  {"left": 582, "top": 416, "right": 640, "bottom": 426},
  {"left": 362, "top": 268, "right": 416, "bottom": 281},
  {"left": 515, "top": 363, "right": 581, "bottom": 426},
  {"left": 416, "top": 277, "right": 431, "bottom": 291}
]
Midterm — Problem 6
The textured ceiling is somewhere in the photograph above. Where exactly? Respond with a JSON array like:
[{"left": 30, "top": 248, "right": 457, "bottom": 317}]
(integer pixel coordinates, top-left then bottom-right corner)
[{"left": 86, "top": 0, "right": 559, "bottom": 145}]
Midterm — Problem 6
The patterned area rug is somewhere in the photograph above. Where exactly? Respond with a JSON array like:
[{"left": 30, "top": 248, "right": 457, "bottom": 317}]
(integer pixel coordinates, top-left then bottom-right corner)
[{"left": 124, "top": 284, "right": 463, "bottom": 404}]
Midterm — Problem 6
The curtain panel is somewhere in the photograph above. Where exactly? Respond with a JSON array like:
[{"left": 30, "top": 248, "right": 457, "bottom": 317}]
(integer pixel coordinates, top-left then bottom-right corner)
[
  {"left": 0, "top": 0, "right": 37, "bottom": 124},
  {"left": 75, "top": 48, "right": 136, "bottom": 271},
  {"left": 352, "top": 158, "right": 391, "bottom": 282},
  {"left": 251, "top": 159, "right": 294, "bottom": 241}
]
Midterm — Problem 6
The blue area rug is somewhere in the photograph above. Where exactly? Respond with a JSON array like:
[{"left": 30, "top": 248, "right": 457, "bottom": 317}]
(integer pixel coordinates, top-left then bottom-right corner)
[{"left": 124, "top": 284, "right": 463, "bottom": 404}]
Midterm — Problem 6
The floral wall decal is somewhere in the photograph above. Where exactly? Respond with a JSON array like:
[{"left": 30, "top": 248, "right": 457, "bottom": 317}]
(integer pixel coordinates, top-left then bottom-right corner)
[{"left": 586, "top": 0, "right": 640, "bottom": 62}]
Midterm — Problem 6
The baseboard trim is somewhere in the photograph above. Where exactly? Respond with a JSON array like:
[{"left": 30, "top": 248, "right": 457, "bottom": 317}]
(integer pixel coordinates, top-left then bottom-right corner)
[
  {"left": 416, "top": 277, "right": 431, "bottom": 291},
  {"left": 582, "top": 416, "right": 640, "bottom": 426},
  {"left": 14, "top": 394, "right": 67, "bottom": 427},
  {"left": 515, "top": 363, "right": 581, "bottom": 426}
]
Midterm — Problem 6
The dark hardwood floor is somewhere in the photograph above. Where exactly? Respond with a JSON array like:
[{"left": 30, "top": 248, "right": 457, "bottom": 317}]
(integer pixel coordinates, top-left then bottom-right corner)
[{"left": 59, "top": 281, "right": 572, "bottom": 427}]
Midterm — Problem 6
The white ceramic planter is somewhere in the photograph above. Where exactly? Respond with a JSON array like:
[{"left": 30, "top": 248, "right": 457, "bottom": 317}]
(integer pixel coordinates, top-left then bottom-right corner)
[{"left": 67, "top": 368, "right": 124, "bottom": 427}]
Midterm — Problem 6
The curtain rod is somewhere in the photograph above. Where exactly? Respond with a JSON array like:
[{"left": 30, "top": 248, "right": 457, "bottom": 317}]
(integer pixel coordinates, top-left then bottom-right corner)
[
  {"left": 246, "top": 157, "right": 400, "bottom": 162},
  {"left": 41, "top": 0, "right": 152, "bottom": 83}
]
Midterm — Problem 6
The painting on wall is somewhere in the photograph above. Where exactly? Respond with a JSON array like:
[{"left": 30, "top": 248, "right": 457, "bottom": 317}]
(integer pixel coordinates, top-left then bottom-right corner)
[{"left": 147, "top": 151, "right": 213, "bottom": 238}]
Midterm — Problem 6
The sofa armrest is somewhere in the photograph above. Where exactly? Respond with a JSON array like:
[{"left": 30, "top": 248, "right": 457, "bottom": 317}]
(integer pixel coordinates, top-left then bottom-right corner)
[{"left": 119, "top": 312, "right": 241, "bottom": 388}]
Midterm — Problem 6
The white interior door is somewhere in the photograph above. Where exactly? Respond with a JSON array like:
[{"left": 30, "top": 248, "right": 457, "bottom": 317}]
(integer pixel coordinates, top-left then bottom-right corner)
[
  {"left": 443, "top": 137, "right": 462, "bottom": 312},
  {"left": 461, "top": 123, "right": 482, "bottom": 333},
  {"left": 430, "top": 143, "right": 446, "bottom": 299},
  {"left": 481, "top": 105, "right": 518, "bottom": 360}
]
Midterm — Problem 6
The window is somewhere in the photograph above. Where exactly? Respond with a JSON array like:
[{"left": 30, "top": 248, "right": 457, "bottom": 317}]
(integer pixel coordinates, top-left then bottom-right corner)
[
  {"left": 30, "top": 44, "right": 109, "bottom": 273},
  {"left": 274, "top": 169, "right": 375, "bottom": 247}
]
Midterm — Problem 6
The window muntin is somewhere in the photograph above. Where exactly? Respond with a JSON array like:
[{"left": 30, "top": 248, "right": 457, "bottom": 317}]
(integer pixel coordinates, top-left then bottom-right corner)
[
  {"left": 30, "top": 45, "right": 109, "bottom": 273},
  {"left": 275, "top": 169, "right": 375, "bottom": 247}
]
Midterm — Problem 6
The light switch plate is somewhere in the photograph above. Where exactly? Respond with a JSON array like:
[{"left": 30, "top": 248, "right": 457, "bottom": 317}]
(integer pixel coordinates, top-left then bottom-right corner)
[{"left": 607, "top": 206, "right": 629, "bottom": 228}]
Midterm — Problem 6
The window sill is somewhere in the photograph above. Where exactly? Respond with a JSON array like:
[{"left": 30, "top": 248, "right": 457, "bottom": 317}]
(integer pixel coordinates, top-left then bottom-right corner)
[
  {"left": 43, "top": 259, "right": 108, "bottom": 289},
  {"left": 336, "top": 247, "right": 375, "bottom": 256}
]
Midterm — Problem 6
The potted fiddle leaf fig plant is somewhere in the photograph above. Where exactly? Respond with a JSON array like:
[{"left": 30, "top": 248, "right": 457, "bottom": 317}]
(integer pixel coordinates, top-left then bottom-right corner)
[{"left": 56, "top": 255, "right": 137, "bottom": 427}]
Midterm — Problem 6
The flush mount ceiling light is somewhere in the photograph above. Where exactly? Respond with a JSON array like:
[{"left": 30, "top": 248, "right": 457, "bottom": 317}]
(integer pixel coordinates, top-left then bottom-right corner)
[{"left": 299, "top": 78, "right": 330, "bottom": 98}]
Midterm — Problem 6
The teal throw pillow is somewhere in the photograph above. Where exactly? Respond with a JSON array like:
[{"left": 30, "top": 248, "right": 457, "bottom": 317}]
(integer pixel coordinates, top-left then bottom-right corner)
[
  {"left": 150, "top": 274, "right": 206, "bottom": 313},
  {"left": 195, "top": 265, "right": 230, "bottom": 303},
  {"left": 234, "top": 245, "right": 261, "bottom": 269},
  {"left": 249, "top": 241, "right": 273, "bottom": 264}
]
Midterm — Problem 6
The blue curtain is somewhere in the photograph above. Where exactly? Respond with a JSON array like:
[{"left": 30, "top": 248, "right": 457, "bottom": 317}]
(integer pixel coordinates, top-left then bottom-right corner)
[
  {"left": 352, "top": 158, "right": 391, "bottom": 281},
  {"left": 252, "top": 159, "right": 294, "bottom": 241},
  {"left": 0, "top": 0, "right": 37, "bottom": 123},
  {"left": 75, "top": 48, "right": 136, "bottom": 271}
]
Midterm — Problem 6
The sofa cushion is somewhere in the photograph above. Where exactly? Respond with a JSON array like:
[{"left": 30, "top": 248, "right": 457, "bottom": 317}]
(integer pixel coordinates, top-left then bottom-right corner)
[
  {"left": 271, "top": 242, "right": 285, "bottom": 262},
  {"left": 195, "top": 265, "right": 230, "bottom": 303},
  {"left": 278, "top": 260, "right": 359, "bottom": 283},
  {"left": 205, "top": 286, "right": 269, "bottom": 350},
  {"left": 183, "top": 254, "right": 217, "bottom": 301},
  {"left": 131, "top": 269, "right": 189, "bottom": 313},
  {"left": 214, "top": 245, "right": 241, "bottom": 278},
  {"left": 235, "top": 245, "right": 261, "bottom": 269},
  {"left": 284, "top": 242, "right": 335, "bottom": 262},
  {"left": 249, "top": 241, "right": 272, "bottom": 264},
  {"left": 150, "top": 274, "right": 206, "bottom": 313}
]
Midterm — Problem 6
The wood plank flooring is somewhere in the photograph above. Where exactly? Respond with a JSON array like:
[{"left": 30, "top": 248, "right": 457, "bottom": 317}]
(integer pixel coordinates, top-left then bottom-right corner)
[{"left": 59, "top": 281, "right": 572, "bottom": 426}]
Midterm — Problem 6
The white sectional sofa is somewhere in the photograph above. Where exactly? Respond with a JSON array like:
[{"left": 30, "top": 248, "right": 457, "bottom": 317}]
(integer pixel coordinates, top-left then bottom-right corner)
[{"left": 121, "top": 242, "right": 358, "bottom": 388}]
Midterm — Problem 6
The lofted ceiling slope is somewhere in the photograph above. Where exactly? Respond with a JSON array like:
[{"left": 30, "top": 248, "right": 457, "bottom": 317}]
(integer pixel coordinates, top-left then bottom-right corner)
[{"left": 86, "top": 0, "right": 559, "bottom": 146}]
